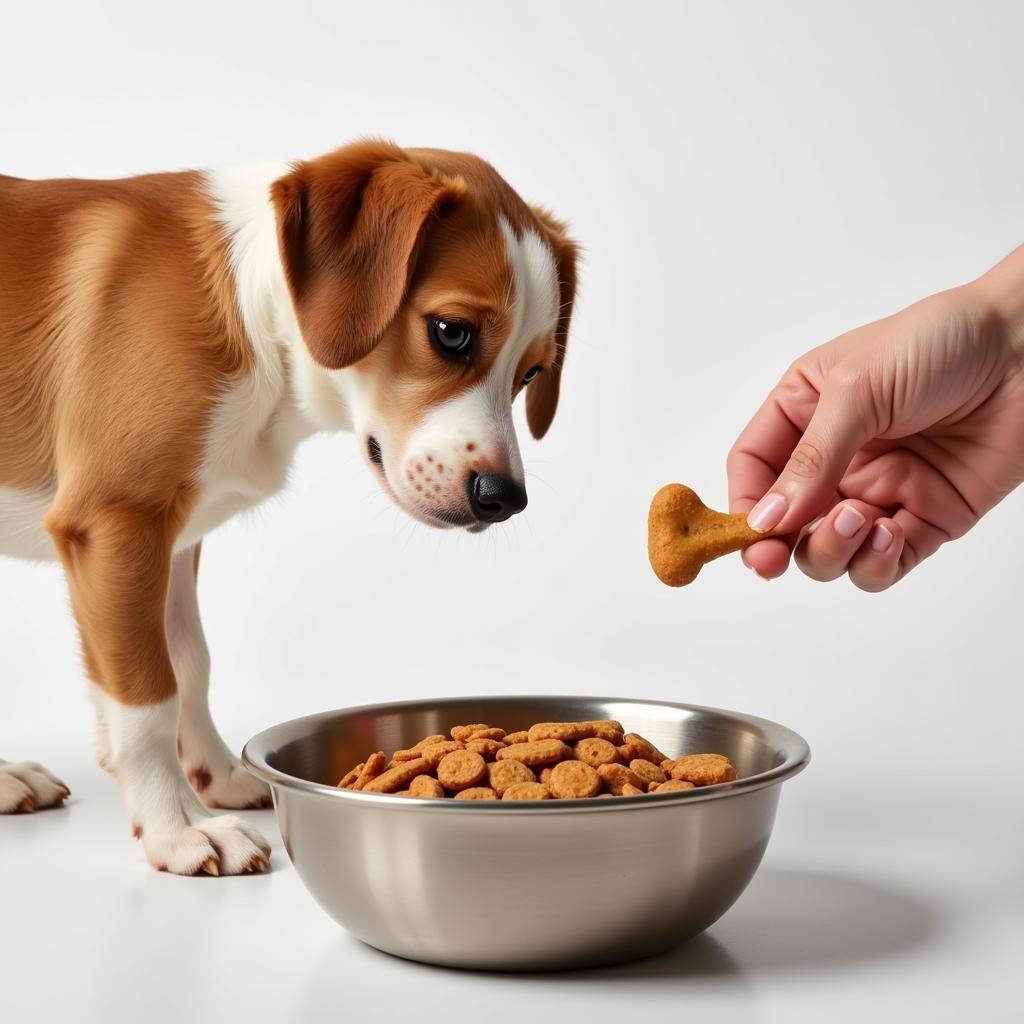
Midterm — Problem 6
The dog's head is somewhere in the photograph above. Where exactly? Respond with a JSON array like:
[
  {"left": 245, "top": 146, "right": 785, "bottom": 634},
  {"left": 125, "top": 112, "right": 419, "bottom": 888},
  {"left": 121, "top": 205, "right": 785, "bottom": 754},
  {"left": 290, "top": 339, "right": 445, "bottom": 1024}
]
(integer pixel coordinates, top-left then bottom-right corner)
[{"left": 271, "top": 141, "right": 577, "bottom": 530}]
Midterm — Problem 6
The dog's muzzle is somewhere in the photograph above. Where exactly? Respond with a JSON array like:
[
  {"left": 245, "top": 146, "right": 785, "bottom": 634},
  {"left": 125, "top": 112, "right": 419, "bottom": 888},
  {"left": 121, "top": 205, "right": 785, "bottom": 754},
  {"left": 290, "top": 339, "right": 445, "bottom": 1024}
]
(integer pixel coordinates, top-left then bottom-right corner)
[{"left": 466, "top": 472, "right": 528, "bottom": 523}]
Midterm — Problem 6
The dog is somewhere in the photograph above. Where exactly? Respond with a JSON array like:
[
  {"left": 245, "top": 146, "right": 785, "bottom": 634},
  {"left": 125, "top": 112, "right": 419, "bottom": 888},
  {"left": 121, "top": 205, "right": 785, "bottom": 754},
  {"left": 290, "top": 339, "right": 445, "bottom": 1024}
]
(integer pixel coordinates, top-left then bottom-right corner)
[{"left": 0, "top": 140, "right": 577, "bottom": 874}]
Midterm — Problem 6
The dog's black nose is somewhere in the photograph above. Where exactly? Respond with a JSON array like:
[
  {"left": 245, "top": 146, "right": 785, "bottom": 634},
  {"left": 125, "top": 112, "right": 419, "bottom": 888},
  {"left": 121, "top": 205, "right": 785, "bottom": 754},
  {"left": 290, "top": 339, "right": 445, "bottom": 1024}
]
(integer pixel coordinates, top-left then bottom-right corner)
[{"left": 466, "top": 472, "right": 528, "bottom": 523}]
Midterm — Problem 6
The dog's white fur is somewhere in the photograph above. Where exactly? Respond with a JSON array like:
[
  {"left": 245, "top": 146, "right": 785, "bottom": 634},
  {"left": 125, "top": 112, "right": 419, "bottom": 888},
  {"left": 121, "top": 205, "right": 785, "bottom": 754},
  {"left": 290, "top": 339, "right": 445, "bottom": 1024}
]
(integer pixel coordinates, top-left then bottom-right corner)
[{"left": 1, "top": 162, "right": 560, "bottom": 872}]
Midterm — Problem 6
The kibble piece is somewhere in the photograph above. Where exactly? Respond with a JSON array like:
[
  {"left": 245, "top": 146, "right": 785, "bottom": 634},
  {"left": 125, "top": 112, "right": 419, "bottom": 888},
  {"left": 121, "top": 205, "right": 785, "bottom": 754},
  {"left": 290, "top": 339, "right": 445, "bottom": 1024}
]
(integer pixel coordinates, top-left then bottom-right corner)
[
  {"left": 574, "top": 737, "right": 621, "bottom": 768},
  {"left": 409, "top": 775, "right": 445, "bottom": 799},
  {"left": 668, "top": 753, "right": 737, "bottom": 786},
  {"left": 487, "top": 760, "right": 536, "bottom": 796},
  {"left": 352, "top": 751, "right": 388, "bottom": 790},
  {"left": 503, "top": 731, "right": 530, "bottom": 745},
  {"left": 548, "top": 760, "right": 601, "bottom": 799},
  {"left": 620, "top": 782, "right": 645, "bottom": 796},
  {"left": 467, "top": 728, "right": 506, "bottom": 741},
  {"left": 418, "top": 741, "right": 464, "bottom": 767},
  {"left": 337, "top": 764, "right": 362, "bottom": 788},
  {"left": 629, "top": 758, "right": 668, "bottom": 787},
  {"left": 437, "top": 749, "right": 487, "bottom": 791},
  {"left": 650, "top": 779, "right": 697, "bottom": 794},
  {"left": 451, "top": 723, "right": 491, "bottom": 742},
  {"left": 528, "top": 721, "right": 600, "bottom": 743},
  {"left": 454, "top": 787, "right": 498, "bottom": 801},
  {"left": 621, "top": 732, "right": 670, "bottom": 765},
  {"left": 502, "top": 782, "right": 551, "bottom": 801},
  {"left": 597, "top": 763, "right": 646, "bottom": 795},
  {"left": 363, "top": 757, "right": 433, "bottom": 793},
  {"left": 496, "top": 739, "right": 571, "bottom": 766},
  {"left": 465, "top": 738, "right": 506, "bottom": 758}
]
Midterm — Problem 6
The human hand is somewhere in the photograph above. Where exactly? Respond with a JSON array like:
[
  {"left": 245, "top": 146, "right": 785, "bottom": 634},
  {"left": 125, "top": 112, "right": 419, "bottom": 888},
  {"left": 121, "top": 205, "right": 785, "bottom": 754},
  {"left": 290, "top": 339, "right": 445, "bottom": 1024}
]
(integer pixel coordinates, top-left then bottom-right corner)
[{"left": 727, "top": 248, "right": 1024, "bottom": 589}]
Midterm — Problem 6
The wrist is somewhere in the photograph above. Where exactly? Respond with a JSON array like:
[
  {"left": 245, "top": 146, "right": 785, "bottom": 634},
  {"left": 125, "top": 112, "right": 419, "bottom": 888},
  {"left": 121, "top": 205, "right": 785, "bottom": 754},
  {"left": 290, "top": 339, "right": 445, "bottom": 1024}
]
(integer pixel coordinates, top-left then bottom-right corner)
[{"left": 971, "top": 246, "right": 1024, "bottom": 358}]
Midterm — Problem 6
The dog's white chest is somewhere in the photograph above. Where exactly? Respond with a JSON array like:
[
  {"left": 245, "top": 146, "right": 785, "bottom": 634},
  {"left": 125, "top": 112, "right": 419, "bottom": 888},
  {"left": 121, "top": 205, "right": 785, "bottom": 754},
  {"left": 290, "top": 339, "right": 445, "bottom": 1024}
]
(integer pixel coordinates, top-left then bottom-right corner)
[{"left": 177, "top": 366, "right": 319, "bottom": 551}]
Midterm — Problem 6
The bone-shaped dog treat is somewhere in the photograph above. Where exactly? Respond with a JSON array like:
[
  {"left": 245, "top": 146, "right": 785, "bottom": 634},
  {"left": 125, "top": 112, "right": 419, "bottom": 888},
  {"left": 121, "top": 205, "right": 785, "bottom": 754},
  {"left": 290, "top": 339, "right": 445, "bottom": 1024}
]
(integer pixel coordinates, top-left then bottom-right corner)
[{"left": 648, "top": 484, "right": 769, "bottom": 586}]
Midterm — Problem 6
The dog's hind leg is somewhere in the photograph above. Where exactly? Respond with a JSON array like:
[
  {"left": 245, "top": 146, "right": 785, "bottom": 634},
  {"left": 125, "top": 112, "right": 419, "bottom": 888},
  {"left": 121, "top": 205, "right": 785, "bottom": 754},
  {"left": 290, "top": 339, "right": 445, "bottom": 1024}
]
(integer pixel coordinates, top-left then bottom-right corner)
[
  {"left": 47, "top": 500, "right": 270, "bottom": 875},
  {"left": 168, "top": 544, "right": 270, "bottom": 809},
  {"left": 0, "top": 759, "right": 70, "bottom": 813}
]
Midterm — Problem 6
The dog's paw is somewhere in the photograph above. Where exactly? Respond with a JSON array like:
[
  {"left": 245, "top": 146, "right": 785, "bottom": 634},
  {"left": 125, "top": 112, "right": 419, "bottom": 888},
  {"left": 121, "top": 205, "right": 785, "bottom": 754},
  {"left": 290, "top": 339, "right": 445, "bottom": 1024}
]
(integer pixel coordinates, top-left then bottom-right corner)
[
  {"left": 184, "top": 757, "right": 271, "bottom": 810},
  {"left": 141, "top": 814, "right": 272, "bottom": 876},
  {"left": 0, "top": 760, "right": 71, "bottom": 813}
]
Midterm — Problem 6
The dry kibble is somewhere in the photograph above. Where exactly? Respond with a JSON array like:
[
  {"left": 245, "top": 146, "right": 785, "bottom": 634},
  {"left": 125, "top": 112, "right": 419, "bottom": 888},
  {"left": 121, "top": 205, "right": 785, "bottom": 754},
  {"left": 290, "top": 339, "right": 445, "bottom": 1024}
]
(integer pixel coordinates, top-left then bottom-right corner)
[
  {"left": 418, "top": 741, "right": 464, "bottom": 767},
  {"left": 597, "top": 763, "right": 646, "bottom": 796},
  {"left": 487, "top": 760, "right": 536, "bottom": 796},
  {"left": 437, "top": 749, "right": 487, "bottom": 791},
  {"left": 336, "top": 717, "right": 738, "bottom": 801},
  {"left": 629, "top": 758, "right": 668, "bottom": 787},
  {"left": 502, "top": 782, "right": 551, "bottom": 801},
  {"left": 574, "top": 737, "right": 621, "bottom": 768},
  {"left": 454, "top": 787, "right": 498, "bottom": 801},
  {"left": 363, "top": 757, "right": 433, "bottom": 793},
  {"left": 352, "top": 751, "right": 387, "bottom": 790},
  {"left": 668, "top": 753, "right": 737, "bottom": 786},
  {"left": 548, "top": 760, "right": 601, "bottom": 799},
  {"left": 651, "top": 779, "right": 697, "bottom": 794},
  {"left": 409, "top": 775, "right": 445, "bottom": 799},
  {"left": 621, "top": 732, "right": 670, "bottom": 766},
  {"left": 465, "top": 738, "right": 506, "bottom": 758},
  {"left": 451, "top": 723, "right": 491, "bottom": 742},
  {"left": 467, "top": 728, "right": 506, "bottom": 741},
  {"left": 496, "top": 739, "right": 571, "bottom": 766}
]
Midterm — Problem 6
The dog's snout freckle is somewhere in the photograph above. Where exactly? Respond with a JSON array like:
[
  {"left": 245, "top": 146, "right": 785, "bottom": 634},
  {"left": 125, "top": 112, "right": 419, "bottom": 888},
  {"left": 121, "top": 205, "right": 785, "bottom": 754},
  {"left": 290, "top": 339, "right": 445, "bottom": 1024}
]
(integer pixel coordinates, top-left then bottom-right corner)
[
  {"left": 437, "top": 463, "right": 444, "bottom": 472},
  {"left": 466, "top": 442, "right": 476, "bottom": 452},
  {"left": 426, "top": 455, "right": 433, "bottom": 462}
]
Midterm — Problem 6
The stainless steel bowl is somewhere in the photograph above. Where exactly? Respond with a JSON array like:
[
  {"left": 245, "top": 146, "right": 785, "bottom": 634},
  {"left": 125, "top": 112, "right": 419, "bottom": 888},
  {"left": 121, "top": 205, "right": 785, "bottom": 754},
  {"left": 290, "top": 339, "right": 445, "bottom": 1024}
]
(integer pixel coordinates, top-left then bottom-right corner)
[{"left": 243, "top": 695, "right": 809, "bottom": 971}]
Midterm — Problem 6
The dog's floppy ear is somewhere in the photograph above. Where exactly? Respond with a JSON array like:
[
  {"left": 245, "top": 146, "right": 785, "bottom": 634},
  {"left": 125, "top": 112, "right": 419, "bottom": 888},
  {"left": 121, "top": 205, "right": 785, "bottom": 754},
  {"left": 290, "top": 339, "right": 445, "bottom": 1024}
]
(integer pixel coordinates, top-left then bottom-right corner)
[
  {"left": 271, "top": 140, "right": 465, "bottom": 369},
  {"left": 526, "top": 207, "right": 578, "bottom": 440}
]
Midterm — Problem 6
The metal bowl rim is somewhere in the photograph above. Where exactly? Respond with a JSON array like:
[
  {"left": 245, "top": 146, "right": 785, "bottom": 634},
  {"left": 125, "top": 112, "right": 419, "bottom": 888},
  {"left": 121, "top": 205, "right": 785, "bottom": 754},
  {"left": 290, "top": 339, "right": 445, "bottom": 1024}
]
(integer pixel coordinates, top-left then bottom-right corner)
[{"left": 242, "top": 695, "right": 810, "bottom": 813}]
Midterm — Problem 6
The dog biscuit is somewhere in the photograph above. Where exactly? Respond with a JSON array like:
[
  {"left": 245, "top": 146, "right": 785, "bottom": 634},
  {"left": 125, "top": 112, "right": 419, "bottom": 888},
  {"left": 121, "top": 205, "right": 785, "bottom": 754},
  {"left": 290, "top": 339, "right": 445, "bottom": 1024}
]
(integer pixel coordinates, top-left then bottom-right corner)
[
  {"left": 548, "top": 760, "right": 601, "bottom": 799},
  {"left": 573, "top": 737, "right": 621, "bottom": 768},
  {"left": 648, "top": 483, "right": 770, "bottom": 587},
  {"left": 450, "top": 723, "right": 491, "bottom": 742},
  {"left": 465, "top": 737, "right": 506, "bottom": 758},
  {"left": 496, "top": 739, "right": 571, "bottom": 766},
  {"left": 502, "top": 782, "right": 551, "bottom": 801},
  {"left": 467, "top": 727, "right": 506, "bottom": 741},
  {"left": 418, "top": 740, "right": 464, "bottom": 767},
  {"left": 629, "top": 758, "right": 668, "bottom": 787},
  {"left": 650, "top": 779, "right": 697, "bottom": 793},
  {"left": 351, "top": 751, "right": 387, "bottom": 790},
  {"left": 363, "top": 757, "right": 433, "bottom": 793},
  {"left": 597, "top": 763, "right": 645, "bottom": 795},
  {"left": 487, "top": 759, "right": 536, "bottom": 796},
  {"left": 668, "top": 753, "right": 737, "bottom": 786},
  {"left": 437, "top": 749, "right": 488, "bottom": 791},
  {"left": 503, "top": 731, "right": 530, "bottom": 745},
  {"left": 409, "top": 775, "right": 445, "bottom": 799},
  {"left": 454, "top": 787, "right": 498, "bottom": 800},
  {"left": 622, "top": 732, "right": 670, "bottom": 765}
]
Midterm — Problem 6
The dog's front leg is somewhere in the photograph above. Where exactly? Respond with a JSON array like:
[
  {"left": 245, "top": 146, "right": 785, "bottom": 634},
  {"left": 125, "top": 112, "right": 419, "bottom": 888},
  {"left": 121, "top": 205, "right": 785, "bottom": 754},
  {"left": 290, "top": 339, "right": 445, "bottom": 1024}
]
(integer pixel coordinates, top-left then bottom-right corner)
[
  {"left": 48, "top": 501, "right": 270, "bottom": 875},
  {"left": 168, "top": 545, "right": 270, "bottom": 809}
]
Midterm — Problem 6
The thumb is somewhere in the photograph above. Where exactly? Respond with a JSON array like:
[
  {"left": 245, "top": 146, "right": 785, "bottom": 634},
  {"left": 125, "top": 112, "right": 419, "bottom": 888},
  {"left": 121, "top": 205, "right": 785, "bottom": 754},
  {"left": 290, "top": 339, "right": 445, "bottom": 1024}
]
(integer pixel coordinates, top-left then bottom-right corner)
[{"left": 747, "top": 377, "right": 875, "bottom": 536}]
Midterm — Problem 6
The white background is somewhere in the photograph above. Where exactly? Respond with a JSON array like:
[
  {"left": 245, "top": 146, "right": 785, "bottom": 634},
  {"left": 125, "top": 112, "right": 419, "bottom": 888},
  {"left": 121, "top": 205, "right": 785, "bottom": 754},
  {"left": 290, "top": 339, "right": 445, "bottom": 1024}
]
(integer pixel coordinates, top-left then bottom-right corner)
[{"left": 1, "top": 1, "right": 1021, "bottom": 1021}]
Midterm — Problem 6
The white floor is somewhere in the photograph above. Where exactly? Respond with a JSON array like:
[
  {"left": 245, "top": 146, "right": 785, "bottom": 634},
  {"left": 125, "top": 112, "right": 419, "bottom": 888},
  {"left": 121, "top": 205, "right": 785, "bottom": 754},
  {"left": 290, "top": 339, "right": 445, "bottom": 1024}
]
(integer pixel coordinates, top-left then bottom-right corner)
[{"left": 1, "top": 735, "right": 1019, "bottom": 1024}]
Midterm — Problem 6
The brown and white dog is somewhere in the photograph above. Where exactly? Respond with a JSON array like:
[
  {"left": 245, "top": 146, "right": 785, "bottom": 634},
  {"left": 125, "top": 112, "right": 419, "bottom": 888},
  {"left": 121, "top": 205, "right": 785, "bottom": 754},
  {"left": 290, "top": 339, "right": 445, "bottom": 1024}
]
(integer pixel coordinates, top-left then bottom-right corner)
[{"left": 0, "top": 140, "right": 577, "bottom": 874}]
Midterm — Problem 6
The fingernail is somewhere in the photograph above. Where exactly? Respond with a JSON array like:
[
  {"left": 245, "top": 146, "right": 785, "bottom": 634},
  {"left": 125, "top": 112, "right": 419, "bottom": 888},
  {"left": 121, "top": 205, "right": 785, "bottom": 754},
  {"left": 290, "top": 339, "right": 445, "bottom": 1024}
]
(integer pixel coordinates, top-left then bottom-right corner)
[
  {"left": 806, "top": 517, "right": 824, "bottom": 535},
  {"left": 747, "top": 493, "right": 787, "bottom": 533},
  {"left": 870, "top": 523, "right": 893, "bottom": 553},
  {"left": 833, "top": 504, "right": 866, "bottom": 538}
]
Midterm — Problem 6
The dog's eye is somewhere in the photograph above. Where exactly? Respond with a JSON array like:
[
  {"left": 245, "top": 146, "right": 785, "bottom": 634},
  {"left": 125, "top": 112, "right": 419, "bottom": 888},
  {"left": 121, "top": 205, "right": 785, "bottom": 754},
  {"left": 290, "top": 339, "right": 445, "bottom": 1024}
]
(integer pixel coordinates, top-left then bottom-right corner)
[
  {"left": 428, "top": 316, "right": 475, "bottom": 360},
  {"left": 521, "top": 366, "right": 543, "bottom": 385}
]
